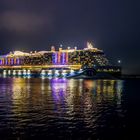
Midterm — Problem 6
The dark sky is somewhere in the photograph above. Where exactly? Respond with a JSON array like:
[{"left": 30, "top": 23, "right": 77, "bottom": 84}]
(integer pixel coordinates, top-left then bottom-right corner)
[{"left": 0, "top": 0, "right": 140, "bottom": 74}]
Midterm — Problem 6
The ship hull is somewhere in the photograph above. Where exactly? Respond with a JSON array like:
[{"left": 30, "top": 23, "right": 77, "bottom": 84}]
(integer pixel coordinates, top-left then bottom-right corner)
[{"left": 0, "top": 66, "right": 121, "bottom": 79}]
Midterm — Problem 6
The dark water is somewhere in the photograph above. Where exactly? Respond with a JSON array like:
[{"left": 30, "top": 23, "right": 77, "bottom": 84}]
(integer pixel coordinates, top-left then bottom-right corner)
[{"left": 0, "top": 77, "right": 139, "bottom": 140}]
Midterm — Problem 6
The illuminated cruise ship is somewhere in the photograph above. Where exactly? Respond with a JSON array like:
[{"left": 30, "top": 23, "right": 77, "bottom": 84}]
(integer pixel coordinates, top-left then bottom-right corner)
[{"left": 0, "top": 42, "right": 121, "bottom": 78}]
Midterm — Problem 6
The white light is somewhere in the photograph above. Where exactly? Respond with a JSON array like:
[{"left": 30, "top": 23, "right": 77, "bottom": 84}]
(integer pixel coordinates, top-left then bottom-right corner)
[
  {"left": 41, "top": 70, "right": 45, "bottom": 75},
  {"left": 23, "top": 70, "right": 27, "bottom": 75},
  {"left": 13, "top": 70, "right": 16, "bottom": 75},
  {"left": 79, "top": 69, "right": 83, "bottom": 73},
  {"left": 55, "top": 70, "right": 59, "bottom": 76},
  {"left": 27, "top": 70, "right": 31, "bottom": 75},
  {"left": 118, "top": 60, "right": 121, "bottom": 64},
  {"left": 55, "top": 70, "right": 59, "bottom": 73},
  {"left": 48, "top": 70, "right": 52, "bottom": 75},
  {"left": 3, "top": 70, "right": 7, "bottom": 75},
  {"left": 62, "top": 70, "right": 67, "bottom": 75},
  {"left": 70, "top": 70, "right": 74, "bottom": 73},
  {"left": 8, "top": 70, "right": 11, "bottom": 75},
  {"left": 18, "top": 70, "right": 21, "bottom": 75}
]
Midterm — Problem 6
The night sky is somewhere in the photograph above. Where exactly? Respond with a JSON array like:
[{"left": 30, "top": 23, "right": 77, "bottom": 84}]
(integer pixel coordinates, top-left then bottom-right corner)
[{"left": 0, "top": 0, "right": 140, "bottom": 74}]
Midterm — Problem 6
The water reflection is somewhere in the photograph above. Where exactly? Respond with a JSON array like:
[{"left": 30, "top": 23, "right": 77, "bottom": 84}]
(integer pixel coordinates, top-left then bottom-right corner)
[{"left": 0, "top": 78, "right": 124, "bottom": 139}]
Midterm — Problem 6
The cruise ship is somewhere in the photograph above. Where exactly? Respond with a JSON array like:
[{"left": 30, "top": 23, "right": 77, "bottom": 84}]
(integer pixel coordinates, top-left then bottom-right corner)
[{"left": 0, "top": 42, "right": 121, "bottom": 78}]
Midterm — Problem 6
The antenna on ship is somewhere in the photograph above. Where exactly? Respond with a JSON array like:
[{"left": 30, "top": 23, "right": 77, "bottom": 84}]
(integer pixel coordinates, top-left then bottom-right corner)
[
  {"left": 87, "top": 42, "right": 94, "bottom": 49},
  {"left": 85, "top": 41, "right": 101, "bottom": 52},
  {"left": 86, "top": 41, "right": 96, "bottom": 49}
]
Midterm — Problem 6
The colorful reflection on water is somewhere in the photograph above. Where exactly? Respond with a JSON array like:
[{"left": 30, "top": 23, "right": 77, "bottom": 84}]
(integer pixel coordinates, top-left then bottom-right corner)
[{"left": 0, "top": 77, "right": 126, "bottom": 139}]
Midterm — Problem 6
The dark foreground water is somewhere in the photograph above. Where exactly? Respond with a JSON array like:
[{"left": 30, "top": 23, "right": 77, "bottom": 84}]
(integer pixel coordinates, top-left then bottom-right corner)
[{"left": 0, "top": 77, "right": 139, "bottom": 140}]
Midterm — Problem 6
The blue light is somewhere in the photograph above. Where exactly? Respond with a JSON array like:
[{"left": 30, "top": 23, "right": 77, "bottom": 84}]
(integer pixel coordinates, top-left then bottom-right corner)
[
  {"left": 17, "top": 58, "right": 20, "bottom": 65},
  {"left": 11, "top": 58, "right": 14, "bottom": 65},
  {"left": 62, "top": 52, "right": 65, "bottom": 64},
  {"left": 55, "top": 53, "right": 58, "bottom": 64},
  {"left": 0, "top": 59, "right": 2, "bottom": 65},
  {"left": 52, "top": 53, "right": 58, "bottom": 64}
]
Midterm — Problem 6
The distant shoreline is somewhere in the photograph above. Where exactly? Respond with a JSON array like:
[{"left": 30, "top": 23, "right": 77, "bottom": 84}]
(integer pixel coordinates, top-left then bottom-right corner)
[{"left": 121, "top": 75, "right": 140, "bottom": 79}]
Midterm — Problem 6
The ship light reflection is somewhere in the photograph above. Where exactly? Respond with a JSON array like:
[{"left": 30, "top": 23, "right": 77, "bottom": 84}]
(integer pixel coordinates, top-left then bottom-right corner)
[{"left": 51, "top": 78, "right": 67, "bottom": 101}]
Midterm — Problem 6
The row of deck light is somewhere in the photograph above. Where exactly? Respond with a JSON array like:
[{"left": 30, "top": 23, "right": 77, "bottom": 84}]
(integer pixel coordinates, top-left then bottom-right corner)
[
  {"left": 41, "top": 69, "right": 75, "bottom": 76},
  {"left": 3, "top": 70, "right": 31, "bottom": 75},
  {"left": 2, "top": 69, "right": 83, "bottom": 77}
]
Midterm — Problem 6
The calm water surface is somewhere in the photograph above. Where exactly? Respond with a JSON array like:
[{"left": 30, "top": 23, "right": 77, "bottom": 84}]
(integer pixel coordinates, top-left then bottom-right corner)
[{"left": 0, "top": 77, "right": 139, "bottom": 139}]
